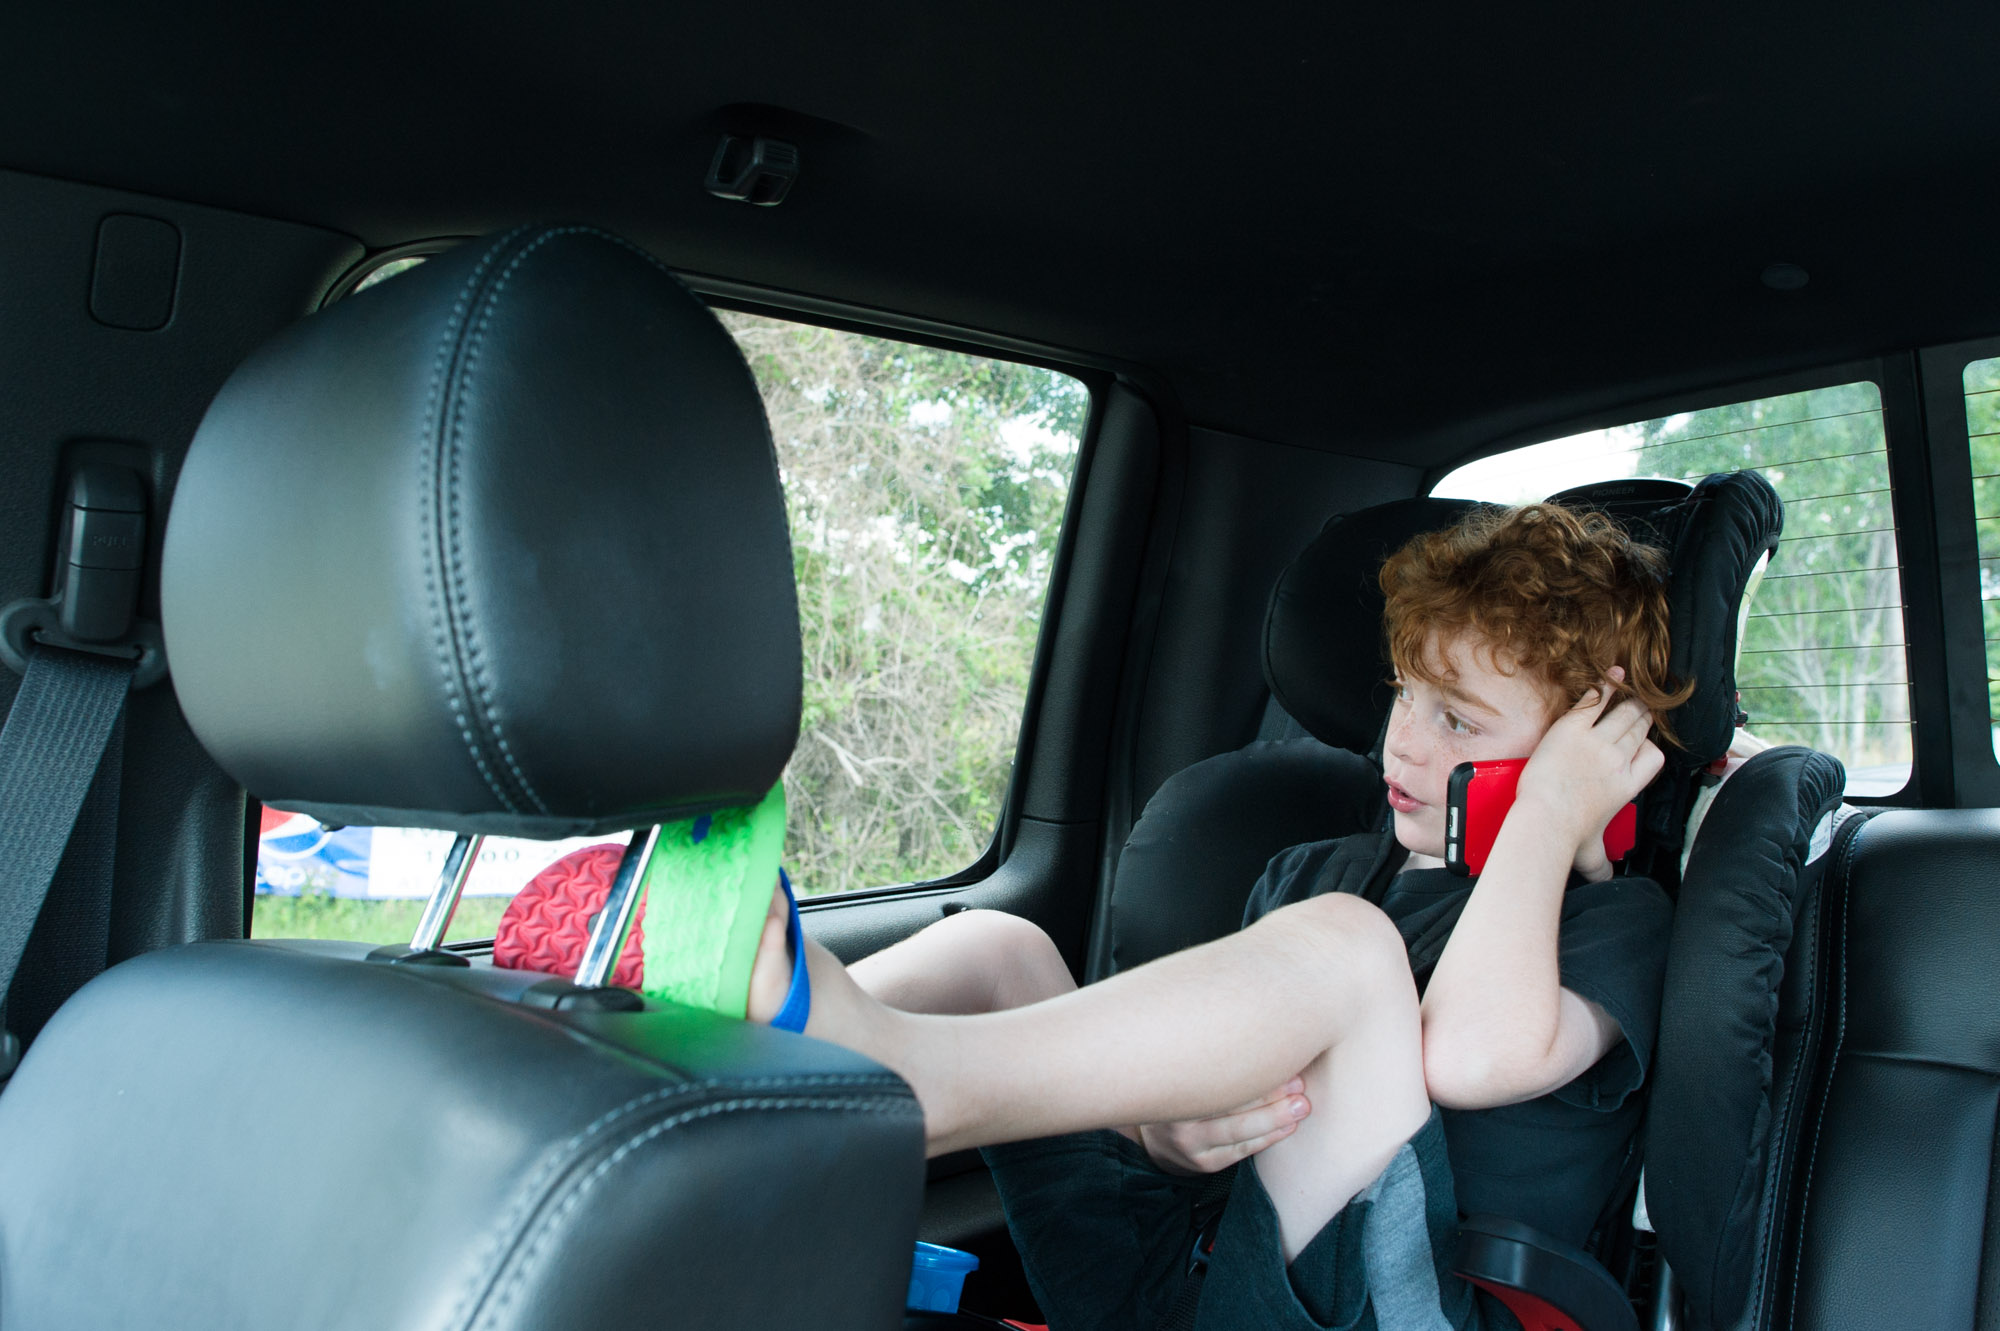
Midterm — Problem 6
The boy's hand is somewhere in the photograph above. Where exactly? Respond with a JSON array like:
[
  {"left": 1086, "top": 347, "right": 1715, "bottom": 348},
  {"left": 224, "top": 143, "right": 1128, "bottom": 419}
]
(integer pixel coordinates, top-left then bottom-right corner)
[
  {"left": 1136, "top": 1077, "right": 1310, "bottom": 1174},
  {"left": 1516, "top": 667, "right": 1664, "bottom": 881}
]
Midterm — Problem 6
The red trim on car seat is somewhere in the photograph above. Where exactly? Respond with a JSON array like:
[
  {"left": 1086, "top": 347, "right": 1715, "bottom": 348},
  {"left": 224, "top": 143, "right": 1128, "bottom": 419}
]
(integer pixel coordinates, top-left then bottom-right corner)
[
  {"left": 1001, "top": 1322, "right": 1048, "bottom": 1330},
  {"left": 1460, "top": 1276, "right": 1584, "bottom": 1331}
]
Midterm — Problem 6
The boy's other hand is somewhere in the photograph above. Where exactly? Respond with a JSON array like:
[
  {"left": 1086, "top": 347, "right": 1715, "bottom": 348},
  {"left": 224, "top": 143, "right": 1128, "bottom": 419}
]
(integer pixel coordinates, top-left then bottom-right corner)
[
  {"left": 1518, "top": 667, "right": 1664, "bottom": 880},
  {"left": 1135, "top": 1077, "right": 1310, "bottom": 1174}
]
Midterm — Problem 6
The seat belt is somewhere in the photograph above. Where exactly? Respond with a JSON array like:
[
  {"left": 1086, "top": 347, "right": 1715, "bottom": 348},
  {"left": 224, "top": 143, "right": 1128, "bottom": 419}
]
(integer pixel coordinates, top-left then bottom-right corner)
[
  {"left": 1158, "top": 1165, "right": 1238, "bottom": 1331},
  {"left": 0, "top": 645, "right": 136, "bottom": 1080}
]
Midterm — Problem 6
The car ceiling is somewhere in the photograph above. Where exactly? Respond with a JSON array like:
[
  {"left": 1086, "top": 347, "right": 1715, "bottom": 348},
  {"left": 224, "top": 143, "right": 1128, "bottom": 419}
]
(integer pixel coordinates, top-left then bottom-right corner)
[{"left": 6, "top": 3, "right": 2000, "bottom": 470}]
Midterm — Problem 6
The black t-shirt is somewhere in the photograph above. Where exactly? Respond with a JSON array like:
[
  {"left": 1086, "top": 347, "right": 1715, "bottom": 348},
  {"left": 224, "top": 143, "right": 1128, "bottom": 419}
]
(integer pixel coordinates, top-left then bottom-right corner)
[{"left": 1242, "top": 824, "right": 1672, "bottom": 1246}]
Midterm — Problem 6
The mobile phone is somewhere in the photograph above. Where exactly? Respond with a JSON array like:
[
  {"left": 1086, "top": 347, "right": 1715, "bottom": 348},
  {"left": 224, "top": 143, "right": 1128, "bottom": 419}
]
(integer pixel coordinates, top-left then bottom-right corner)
[{"left": 1443, "top": 758, "right": 1638, "bottom": 876}]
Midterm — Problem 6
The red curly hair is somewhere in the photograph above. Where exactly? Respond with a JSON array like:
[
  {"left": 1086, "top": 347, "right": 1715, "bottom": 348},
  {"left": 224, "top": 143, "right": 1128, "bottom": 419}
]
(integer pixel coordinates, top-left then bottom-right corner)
[{"left": 1379, "top": 504, "right": 1692, "bottom": 739}]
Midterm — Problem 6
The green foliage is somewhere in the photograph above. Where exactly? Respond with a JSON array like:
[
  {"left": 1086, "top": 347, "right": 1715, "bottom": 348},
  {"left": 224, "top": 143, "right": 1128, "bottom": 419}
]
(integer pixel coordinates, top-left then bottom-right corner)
[
  {"left": 1965, "top": 357, "right": 2000, "bottom": 736},
  {"left": 252, "top": 892, "right": 512, "bottom": 943},
  {"left": 1631, "top": 383, "right": 1910, "bottom": 772},
  {"left": 721, "top": 312, "right": 1084, "bottom": 894}
]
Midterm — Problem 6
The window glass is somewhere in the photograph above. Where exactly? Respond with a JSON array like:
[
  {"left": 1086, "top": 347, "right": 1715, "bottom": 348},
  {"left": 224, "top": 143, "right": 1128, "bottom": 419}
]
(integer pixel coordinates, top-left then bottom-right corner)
[
  {"left": 1964, "top": 355, "right": 2000, "bottom": 761},
  {"left": 252, "top": 818, "right": 628, "bottom": 942},
  {"left": 253, "top": 289, "right": 1086, "bottom": 941},
  {"left": 719, "top": 312, "right": 1085, "bottom": 894},
  {"left": 351, "top": 255, "right": 425, "bottom": 293},
  {"left": 1434, "top": 382, "right": 1910, "bottom": 795}
]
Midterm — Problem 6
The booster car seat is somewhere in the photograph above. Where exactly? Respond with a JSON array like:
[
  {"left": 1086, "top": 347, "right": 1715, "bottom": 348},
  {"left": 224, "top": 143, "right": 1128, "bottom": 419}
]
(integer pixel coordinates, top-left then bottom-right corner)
[
  {"left": 1643, "top": 742, "right": 1851, "bottom": 1331},
  {"left": 1093, "top": 470, "right": 1793, "bottom": 1331},
  {"left": 0, "top": 226, "right": 925, "bottom": 1330},
  {"left": 1106, "top": 470, "right": 1785, "bottom": 979}
]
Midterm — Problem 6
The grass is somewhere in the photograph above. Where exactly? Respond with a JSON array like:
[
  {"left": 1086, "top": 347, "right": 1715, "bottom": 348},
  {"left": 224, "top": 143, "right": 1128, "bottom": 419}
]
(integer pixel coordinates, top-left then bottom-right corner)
[{"left": 251, "top": 893, "right": 515, "bottom": 945}]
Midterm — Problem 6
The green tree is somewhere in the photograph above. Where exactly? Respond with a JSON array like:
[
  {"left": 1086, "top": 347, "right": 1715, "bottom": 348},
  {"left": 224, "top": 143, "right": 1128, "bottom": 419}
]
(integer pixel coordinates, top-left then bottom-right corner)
[
  {"left": 720, "top": 312, "right": 1085, "bottom": 894},
  {"left": 1965, "top": 357, "right": 2000, "bottom": 754},
  {"left": 1632, "top": 383, "right": 1908, "bottom": 774}
]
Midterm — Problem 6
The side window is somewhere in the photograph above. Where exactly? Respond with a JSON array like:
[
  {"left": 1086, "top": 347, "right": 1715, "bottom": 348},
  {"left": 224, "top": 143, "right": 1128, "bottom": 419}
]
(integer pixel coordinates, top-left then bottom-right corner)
[
  {"left": 718, "top": 313, "right": 1085, "bottom": 894},
  {"left": 254, "top": 270, "right": 1086, "bottom": 941},
  {"left": 1965, "top": 356, "right": 2000, "bottom": 760},
  {"left": 1434, "top": 382, "right": 1910, "bottom": 795}
]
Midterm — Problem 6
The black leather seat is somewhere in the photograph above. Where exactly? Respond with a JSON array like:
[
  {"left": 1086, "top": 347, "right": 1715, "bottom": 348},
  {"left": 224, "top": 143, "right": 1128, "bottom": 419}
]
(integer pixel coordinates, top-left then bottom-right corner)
[
  {"left": 1757, "top": 809, "right": 2000, "bottom": 1331},
  {"left": 0, "top": 225, "right": 925, "bottom": 1330}
]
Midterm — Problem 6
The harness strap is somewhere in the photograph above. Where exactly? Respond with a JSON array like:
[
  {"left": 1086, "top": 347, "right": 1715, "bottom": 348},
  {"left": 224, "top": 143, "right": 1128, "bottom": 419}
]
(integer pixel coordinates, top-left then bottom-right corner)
[{"left": 1158, "top": 1165, "right": 1238, "bottom": 1331}]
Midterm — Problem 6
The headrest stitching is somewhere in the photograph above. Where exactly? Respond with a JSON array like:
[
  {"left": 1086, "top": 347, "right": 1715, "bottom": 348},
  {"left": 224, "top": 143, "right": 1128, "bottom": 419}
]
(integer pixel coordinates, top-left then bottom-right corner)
[
  {"left": 468, "top": 1094, "right": 920, "bottom": 1330},
  {"left": 437, "top": 226, "right": 739, "bottom": 820},
  {"left": 448, "top": 229, "right": 632, "bottom": 817},
  {"left": 438, "top": 1067, "right": 911, "bottom": 1331},
  {"left": 420, "top": 230, "right": 524, "bottom": 813},
  {"left": 568, "top": 224, "right": 787, "bottom": 476},
  {"left": 566, "top": 226, "right": 784, "bottom": 472}
]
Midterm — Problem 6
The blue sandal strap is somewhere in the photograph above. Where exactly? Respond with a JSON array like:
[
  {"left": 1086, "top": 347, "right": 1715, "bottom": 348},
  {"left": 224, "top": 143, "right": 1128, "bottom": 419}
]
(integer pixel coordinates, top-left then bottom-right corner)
[{"left": 770, "top": 868, "right": 812, "bottom": 1033}]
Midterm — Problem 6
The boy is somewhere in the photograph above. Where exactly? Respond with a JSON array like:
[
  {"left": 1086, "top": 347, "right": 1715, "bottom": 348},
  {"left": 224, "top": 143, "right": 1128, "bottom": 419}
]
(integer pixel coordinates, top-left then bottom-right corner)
[{"left": 744, "top": 503, "right": 1685, "bottom": 1331}]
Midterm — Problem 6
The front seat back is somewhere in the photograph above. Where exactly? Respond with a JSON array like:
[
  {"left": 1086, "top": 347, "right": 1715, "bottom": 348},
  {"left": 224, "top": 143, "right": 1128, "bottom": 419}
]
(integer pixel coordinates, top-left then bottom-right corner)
[{"left": 0, "top": 226, "right": 925, "bottom": 1330}]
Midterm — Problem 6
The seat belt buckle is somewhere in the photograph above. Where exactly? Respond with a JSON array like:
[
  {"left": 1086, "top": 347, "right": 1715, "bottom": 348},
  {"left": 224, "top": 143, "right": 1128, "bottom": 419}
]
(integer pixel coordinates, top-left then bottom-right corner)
[{"left": 1186, "top": 1210, "right": 1223, "bottom": 1276}]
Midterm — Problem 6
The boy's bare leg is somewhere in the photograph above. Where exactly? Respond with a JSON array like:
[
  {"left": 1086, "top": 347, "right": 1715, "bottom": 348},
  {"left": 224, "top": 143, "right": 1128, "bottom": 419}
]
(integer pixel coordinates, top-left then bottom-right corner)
[
  {"left": 849, "top": 909, "right": 1078, "bottom": 1015},
  {"left": 751, "top": 888, "right": 1429, "bottom": 1254},
  {"left": 1248, "top": 942, "right": 1431, "bottom": 1258}
]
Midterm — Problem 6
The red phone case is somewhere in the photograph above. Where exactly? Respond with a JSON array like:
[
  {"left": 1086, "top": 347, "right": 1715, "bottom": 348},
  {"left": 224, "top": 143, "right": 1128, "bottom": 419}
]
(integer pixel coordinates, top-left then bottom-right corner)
[{"left": 1443, "top": 758, "right": 1638, "bottom": 876}]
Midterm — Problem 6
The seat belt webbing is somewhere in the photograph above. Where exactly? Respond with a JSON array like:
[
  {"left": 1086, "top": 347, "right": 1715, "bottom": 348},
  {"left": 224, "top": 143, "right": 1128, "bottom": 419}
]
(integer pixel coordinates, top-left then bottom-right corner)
[
  {"left": 8, "top": 711, "right": 124, "bottom": 1043},
  {"left": 0, "top": 646, "right": 136, "bottom": 1045}
]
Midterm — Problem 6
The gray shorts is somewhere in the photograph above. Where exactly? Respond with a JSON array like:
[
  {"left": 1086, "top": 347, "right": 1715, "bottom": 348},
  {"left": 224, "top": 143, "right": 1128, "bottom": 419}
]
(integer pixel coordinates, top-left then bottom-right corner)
[{"left": 982, "top": 1108, "right": 1505, "bottom": 1331}]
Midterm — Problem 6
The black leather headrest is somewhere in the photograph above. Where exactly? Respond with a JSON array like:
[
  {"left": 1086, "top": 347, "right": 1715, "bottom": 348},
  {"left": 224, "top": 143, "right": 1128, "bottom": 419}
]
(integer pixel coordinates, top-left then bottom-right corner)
[
  {"left": 1651, "top": 471, "right": 1784, "bottom": 767},
  {"left": 1260, "top": 472, "right": 1782, "bottom": 765},
  {"left": 1262, "top": 498, "right": 1483, "bottom": 751},
  {"left": 1553, "top": 472, "right": 1784, "bottom": 766},
  {"left": 162, "top": 226, "right": 801, "bottom": 837}
]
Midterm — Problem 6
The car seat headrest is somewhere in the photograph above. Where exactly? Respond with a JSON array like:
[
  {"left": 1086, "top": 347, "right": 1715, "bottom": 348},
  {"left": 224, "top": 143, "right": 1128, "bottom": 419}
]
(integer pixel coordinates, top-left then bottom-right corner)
[
  {"left": 1259, "top": 471, "right": 1782, "bottom": 769},
  {"left": 1555, "top": 471, "right": 1784, "bottom": 769},
  {"left": 162, "top": 225, "right": 801, "bottom": 838},
  {"left": 1262, "top": 498, "right": 1484, "bottom": 752}
]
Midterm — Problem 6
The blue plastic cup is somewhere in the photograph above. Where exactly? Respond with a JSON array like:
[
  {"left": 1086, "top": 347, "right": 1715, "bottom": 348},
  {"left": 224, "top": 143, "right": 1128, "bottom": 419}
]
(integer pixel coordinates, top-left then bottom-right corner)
[{"left": 907, "top": 1241, "right": 980, "bottom": 1313}]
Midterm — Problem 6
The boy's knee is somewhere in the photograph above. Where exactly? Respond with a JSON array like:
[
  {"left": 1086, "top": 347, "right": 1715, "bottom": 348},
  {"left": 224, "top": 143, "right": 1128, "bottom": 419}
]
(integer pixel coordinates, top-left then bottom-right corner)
[
  {"left": 943, "top": 909, "right": 1074, "bottom": 1008},
  {"left": 1267, "top": 894, "right": 1413, "bottom": 993}
]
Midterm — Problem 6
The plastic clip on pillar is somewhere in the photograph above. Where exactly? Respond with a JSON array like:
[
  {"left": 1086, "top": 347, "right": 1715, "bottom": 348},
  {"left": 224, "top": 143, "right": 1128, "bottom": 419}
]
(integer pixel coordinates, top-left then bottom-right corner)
[
  {"left": 0, "top": 464, "right": 159, "bottom": 1076},
  {"left": 0, "top": 465, "right": 166, "bottom": 689}
]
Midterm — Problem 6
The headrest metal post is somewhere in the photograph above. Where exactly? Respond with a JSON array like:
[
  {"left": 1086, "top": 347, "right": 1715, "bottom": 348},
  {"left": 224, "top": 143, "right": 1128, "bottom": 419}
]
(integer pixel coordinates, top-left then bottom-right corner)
[
  {"left": 575, "top": 827, "right": 659, "bottom": 989},
  {"left": 409, "top": 834, "right": 483, "bottom": 952}
]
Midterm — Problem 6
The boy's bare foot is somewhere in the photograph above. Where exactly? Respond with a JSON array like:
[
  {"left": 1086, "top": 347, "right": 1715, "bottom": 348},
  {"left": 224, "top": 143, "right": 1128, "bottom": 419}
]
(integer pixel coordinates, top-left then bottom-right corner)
[
  {"left": 742, "top": 879, "right": 912, "bottom": 1080},
  {"left": 744, "top": 880, "right": 798, "bottom": 1024}
]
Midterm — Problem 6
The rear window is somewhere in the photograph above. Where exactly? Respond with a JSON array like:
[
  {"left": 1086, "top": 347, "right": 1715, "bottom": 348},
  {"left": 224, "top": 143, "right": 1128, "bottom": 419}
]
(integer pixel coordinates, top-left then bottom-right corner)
[
  {"left": 1434, "top": 382, "right": 1910, "bottom": 795},
  {"left": 254, "top": 276, "right": 1086, "bottom": 942},
  {"left": 1964, "top": 355, "right": 2000, "bottom": 761}
]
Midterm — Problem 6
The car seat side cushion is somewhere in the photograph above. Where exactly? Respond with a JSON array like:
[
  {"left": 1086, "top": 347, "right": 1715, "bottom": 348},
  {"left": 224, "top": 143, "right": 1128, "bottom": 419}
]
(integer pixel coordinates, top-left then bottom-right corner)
[{"left": 1646, "top": 743, "right": 1845, "bottom": 1327}]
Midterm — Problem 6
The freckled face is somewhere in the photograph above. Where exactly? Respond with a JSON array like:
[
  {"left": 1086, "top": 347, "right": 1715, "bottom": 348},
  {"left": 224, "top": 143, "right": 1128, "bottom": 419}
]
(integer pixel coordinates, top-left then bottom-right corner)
[{"left": 1381, "top": 632, "right": 1563, "bottom": 858}]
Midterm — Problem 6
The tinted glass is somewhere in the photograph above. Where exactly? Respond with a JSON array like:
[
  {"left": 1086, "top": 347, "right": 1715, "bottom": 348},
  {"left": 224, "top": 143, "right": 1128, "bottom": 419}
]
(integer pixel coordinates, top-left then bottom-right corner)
[
  {"left": 1435, "top": 382, "right": 1910, "bottom": 794},
  {"left": 1965, "top": 355, "right": 2000, "bottom": 760}
]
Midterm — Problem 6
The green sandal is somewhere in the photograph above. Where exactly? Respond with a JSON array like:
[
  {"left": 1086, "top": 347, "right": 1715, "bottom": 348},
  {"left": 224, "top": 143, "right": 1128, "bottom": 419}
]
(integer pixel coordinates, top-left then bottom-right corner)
[{"left": 638, "top": 783, "right": 810, "bottom": 1030}]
